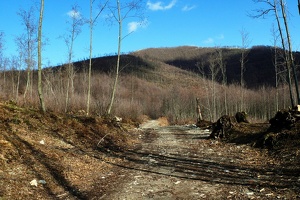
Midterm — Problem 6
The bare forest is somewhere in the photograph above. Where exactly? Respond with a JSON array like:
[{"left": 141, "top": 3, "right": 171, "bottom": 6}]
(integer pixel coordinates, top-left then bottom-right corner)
[
  {"left": 0, "top": 0, "right": 299, "bottom": 123},
  {"left": 1, "top": 1, "right": 300, "bottom": 199},
  {"left": 0, "top": 46, "right": 299, "bottom": 123}
]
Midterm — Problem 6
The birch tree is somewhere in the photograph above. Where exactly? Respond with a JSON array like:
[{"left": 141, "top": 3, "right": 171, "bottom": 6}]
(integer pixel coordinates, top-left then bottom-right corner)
[
  {"left": 216, "top": 48, "right": 228, "bottom": 114},
  {"left": 240, "top": 28, "right": 251, "bottom": 111},
  {"left": 272, "top": 0, "right": 294, "bottom": 107},
  {"left": 106, "top": 0, "right": 145, "bottom": 115},
  {"left": 38, "top": 0, "right": 46, "bottom": 112},
  {"left": 86, "top": 0, "right": 109, "bottom": 115},
  {"left": 252, "top": 0, "right": 298, "bottom": 107},
  {"left": 63, "top": 4, "right": 85, "bottom": 112},
  {"left": 17, "top": 7, "right": 37, "bottom": 100},
  {"left": 271, "top": 24, "right": 280, "bottom": 111},
  {"left": 279, "top": 0, "right": 300, "bottom": 104},
  {"left": 196, "top": 52, "right": 221, "bottom": 121}
]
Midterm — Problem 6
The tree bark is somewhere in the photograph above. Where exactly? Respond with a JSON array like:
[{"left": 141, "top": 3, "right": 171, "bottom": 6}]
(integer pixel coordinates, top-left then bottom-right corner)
[
  {"left": 280, "top": 0, "right": 300, "bottom": 105},
  {"left": 38, "top": 0, "right": 46, "bottom": 112},
  {"left": 107, "top": 0, "right": 121, "bottom": 115},
  {"left": 196, "top": 98, "right": 203, "bottom": 121},
  {"left": 87, "top": 0, "right": 93, "bottom": 116},
  {"left": 273, "top": 0, "right": 294, "bottom": 107}
]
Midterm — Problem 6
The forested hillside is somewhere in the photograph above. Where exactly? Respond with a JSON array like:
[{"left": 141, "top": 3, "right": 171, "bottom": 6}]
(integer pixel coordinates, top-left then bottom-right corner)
[
  {"left": 1, "top": 46, "right": 300, "bottom": 123},
  {"left": 133, "top": 46, "right": 300, "bottom": 88}
]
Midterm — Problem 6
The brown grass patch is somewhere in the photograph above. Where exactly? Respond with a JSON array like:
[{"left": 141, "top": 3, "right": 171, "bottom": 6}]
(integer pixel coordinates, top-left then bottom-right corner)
[{"left": 157, "top": 116, "right": 169, "bottom": 126}]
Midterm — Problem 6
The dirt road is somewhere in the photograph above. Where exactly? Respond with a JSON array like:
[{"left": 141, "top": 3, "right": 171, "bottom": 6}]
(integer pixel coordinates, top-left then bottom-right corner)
[{"left": 107, "top": 121, "right": 299, "bottom": 199}]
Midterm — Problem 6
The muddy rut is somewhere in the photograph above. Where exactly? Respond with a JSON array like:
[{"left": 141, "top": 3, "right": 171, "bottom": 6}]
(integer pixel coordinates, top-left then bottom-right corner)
[{"left": 107, "top": 121, "right": 299, "bottom": 199}]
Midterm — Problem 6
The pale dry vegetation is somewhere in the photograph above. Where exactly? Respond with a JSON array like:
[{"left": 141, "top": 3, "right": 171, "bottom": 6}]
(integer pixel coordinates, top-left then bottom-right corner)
[{"left": 0, "top": 46, "right": 297, "bottom": 124}]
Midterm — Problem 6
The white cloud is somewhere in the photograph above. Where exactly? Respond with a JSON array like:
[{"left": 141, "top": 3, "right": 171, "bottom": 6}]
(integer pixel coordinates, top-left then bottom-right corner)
[
  {"left": 147, "top": 0, "right": 177, "bottom": 11},
  {"left": 203, "top": 34, "right": 225, "bottom": 44},
  {"left": 164, "top": 0, "right": 176, "bottom": 10},
  {"left": 127, "top": 20, "right": 148, "bottom": 33},
  {"left": 67, "top": 10, "right": 81, "bottom": 19},
  {"left": 203, "top": 37, "right": 214, "bottom": 44},
  {"left": 182, "top": 5, "right": 196, "bottom": 12},
  {"left": 128, "top": 22, "right": 140, "bottom": 33}
]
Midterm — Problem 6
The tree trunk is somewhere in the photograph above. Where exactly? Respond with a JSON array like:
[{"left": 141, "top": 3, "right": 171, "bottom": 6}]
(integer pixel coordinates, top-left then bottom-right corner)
[
  {"left": 196, "top": 98, "right": 203, "bottom": 121},
  {"left": 65, "top": 28, "right": 75, "bottom": 113},
  {"left": 274, "top": 0, "right": 294, "bottom": 107},
  {"left": 107, "top": 0, "right": 122, "bottom": 115},
  {"left": 38, "top": 0, "right": 46, "bottom": 112},
  {"left": 87, "top": 0, "right": 93, "bottom": 116},
  {"left": 280, "top": 0, "right": 300, "bottom": 105},
  {"left": 239, "top": 29, "right": 250, "bottom": 111}
]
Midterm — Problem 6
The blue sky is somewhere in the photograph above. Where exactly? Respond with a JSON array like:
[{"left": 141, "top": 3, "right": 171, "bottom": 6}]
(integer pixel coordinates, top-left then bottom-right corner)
[{"left": 0, "top": 0, "right": 300, "bottom": 66}]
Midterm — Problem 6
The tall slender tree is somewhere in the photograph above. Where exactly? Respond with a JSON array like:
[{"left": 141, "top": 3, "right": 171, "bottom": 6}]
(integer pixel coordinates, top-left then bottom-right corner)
[
  {"left": 279, "top": 0, "right": 300, "bottom": 104},
  {"left": 87, "top": 0, "right": 109, "bottom": 115},
  {"left": 17, "top": 7, "right": 37, "bottom": 100},
  {"left": 106, "top": 0, "right": 122, "bottom": 115},
  {"left": 273, "top": 0, "right": 295, "bottom": 107},
  {"left": 239, "top": 28, "right": 251, "bottom": 111},
  {"left": 251, "top": 0, "right": 297, "bottom": 107},
  {"left": 38, "top": 0, "right": 45, "bottom": 112},
  {"left": 217, "top": 48, "right": 228, "bottom": 114},
  {"left": 63, "top": 4, "right": 85, "bottom": 112},
  {"left": 106, "top": 0, "right": 144, "bottom": 115}
]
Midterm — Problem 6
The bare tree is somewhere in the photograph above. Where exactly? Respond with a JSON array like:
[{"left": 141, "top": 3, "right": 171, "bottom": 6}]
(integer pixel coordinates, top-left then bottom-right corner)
[
  {"left": 272, "top": 0, "right": 295, "bottom": 107},
  {"left": 216, "top": 48, "right": 228, "bottom": 114},
  {"left": 209, "top": 54, "right": 221, "bottom": 121},
  {"left": 86, "top": 0, "right": 109, "bottom": 115},
  {"left": 196, "top": 60, "right": 211, "bottom": 120},
  {"left": 9, "top": 56, "right": 22, "bottom": 102},
  {"left": 279, "top": 0, "right": 300, "bottom": 104},
  {"left": 63, "top": 4, "right": 85, "bottom": 112},
  {"left": 271, "top": 24, "right": 280, "bottom": 111},
  {"left": 251, "top": 0, "right": 297, "bottom": 107},
  {"left": 17, "top": 6, "right": 37, "bottom": 100},
  {"left": 38, "top": 0, "right": 46, "bottom": 112},
  {"left": 106, "top": 0, "right": 145, "bottom": 115},
  {"left": 196, "top": 52, "right": 221, "bottom": 121},
  {"left": 239, "top": 28, "right": 251, "bottom": 111}
]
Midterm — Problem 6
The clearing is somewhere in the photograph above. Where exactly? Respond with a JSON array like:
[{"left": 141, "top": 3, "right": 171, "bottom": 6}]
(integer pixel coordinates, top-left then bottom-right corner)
[
  {"left": 0, "top": 102, "right": 299, "bottom": 199},
  {"left": 107, "top": 120, "right": 299, "bottom": 199}
]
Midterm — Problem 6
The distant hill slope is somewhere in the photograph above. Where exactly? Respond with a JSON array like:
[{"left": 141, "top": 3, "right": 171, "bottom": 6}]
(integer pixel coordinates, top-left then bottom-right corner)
[
  {"left": 67, "top": 50, "right": 203, "bottom": 88},
  {"left": 132, "top": 46, "right": 300, "bottom": 88},
  {"left": 61, "top": 45, "right": 300, "bottom": 89}
]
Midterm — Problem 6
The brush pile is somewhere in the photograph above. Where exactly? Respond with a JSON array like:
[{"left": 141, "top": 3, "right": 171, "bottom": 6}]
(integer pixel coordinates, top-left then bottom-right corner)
[{"left": 269, "top": 106, "right": 300, "bottom": 131}]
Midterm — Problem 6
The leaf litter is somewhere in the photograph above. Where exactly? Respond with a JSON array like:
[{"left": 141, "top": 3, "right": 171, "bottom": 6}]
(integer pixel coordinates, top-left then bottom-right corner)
[{"left": 0, "top": 101, "right": 299, "bottom": 199}]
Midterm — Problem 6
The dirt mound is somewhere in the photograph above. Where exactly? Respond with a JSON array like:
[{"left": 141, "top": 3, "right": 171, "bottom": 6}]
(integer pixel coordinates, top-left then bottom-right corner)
[
  {"left": 212, "top": 113, "right": 300, "bottom": 168},
  {"left": 0, "top": 101, "right": 139, "bottom": 199}
]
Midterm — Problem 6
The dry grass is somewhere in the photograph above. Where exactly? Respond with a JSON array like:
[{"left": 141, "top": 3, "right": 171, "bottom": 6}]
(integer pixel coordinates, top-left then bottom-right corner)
[
  {"left": 0, "top": 47, "right": 295, "bottom": 124},
  {"left": 157, "top": 116, "right": 169, "bottom": 126}
]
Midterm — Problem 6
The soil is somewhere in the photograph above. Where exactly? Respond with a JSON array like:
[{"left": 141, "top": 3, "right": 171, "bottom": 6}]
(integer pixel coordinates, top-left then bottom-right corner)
[
  {"left": 107, "top": 121, "right": 300, "bottom": 199},
  {"left": 0, "top": 102, "right": 299, "bottom": 199}
]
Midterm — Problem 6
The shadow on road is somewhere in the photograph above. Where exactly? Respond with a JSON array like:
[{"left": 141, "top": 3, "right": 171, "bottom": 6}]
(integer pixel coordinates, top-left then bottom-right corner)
[{"left": 98, "top": 127, "right": 300, "bottom": 192}]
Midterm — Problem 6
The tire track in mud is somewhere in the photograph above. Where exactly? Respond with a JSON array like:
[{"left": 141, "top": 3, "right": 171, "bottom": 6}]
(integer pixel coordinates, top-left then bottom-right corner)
[{"left": 107, "top": 122, "right": 300, "bottom": 199}]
